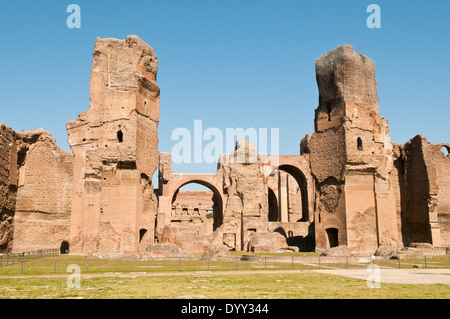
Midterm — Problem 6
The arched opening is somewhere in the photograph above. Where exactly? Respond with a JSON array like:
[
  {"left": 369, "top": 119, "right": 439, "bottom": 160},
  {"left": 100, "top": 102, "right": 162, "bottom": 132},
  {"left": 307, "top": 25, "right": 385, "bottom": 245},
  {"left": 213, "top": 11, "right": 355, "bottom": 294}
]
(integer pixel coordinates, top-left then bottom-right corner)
[
  {"left": 268, "top": 188, "right": 279, "bottom": 222},
  {"left": 269, "top": 165, "right": 309, "bottom": 222},
  {"left": 60, "top": 241, "right": 69, "bottom": 254},
  {"left": 441, "top": 146, "right": 449, "bottom": 157},
  {"left": 139, "top": 229, "right": 148, "bottom": 243},
  {"left": 326, "top": 228, "right": 339, "bottom": 248},
  {"left": 171, "top": 181, "right": 224, "bottom": 231}
]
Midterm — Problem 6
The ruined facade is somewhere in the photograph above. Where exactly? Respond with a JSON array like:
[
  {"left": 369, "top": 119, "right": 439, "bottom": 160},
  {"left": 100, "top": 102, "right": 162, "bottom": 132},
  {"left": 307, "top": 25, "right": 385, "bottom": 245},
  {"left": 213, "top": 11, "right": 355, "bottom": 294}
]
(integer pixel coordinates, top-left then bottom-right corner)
[
  {"left": 307, "top": 45, "right": 400, "bottom": 253},
  {"left": 13, "top": 130, "right": 73, "bottom": 252},
  {"left": 0, "top": 36, "right": 448, "bottom": 255},
  {"left": 66, "top": 36, "right": 160, "bottom": 255}
]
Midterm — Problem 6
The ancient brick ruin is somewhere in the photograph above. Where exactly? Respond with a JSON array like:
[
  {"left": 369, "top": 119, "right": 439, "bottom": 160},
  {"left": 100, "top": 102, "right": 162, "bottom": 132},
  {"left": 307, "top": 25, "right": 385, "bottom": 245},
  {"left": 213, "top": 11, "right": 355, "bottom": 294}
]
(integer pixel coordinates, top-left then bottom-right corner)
[{"left": 0, "top": 36, "right": 448, "bottom": 256}]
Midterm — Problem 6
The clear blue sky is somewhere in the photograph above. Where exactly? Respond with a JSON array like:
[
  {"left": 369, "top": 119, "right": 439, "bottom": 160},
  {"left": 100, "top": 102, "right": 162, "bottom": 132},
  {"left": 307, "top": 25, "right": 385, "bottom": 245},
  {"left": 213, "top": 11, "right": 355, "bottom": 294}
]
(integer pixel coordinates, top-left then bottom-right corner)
[{"left": 1, "top": 0, "right": 449, "bottom": 176}]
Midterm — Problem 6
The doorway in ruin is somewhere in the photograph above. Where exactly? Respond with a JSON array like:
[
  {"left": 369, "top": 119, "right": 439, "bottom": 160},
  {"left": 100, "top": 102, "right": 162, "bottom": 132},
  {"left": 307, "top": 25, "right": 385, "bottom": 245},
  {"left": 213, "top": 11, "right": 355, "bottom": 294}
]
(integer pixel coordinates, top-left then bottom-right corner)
[
  {"left": 268, "top": 165, "right": 315, "bottom": 252},
  {"left": 139, "top": 229, "right": 148, "bottom": 243},
  {"left": 268, "top": 188, "right": 279, "bottom": 222},
  {"left": 267, "top": 165, "right": 309, "bottom": 222},
  {"left": 326, "top": 228, "right": 339, "bottom": 248},
  {"left": 60, "top": 241, "right": 69, "bottom": 254},
  {"left": 171, "top": 181, "right": 224, "bottom": 232}
]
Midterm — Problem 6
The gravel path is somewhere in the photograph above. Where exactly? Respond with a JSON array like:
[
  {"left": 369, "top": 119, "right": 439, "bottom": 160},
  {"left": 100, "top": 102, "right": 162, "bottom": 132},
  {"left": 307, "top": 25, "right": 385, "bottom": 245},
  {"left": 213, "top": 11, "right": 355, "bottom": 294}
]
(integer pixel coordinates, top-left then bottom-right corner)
[{"left": 314, "top": 268, "right": 450, "bottom": 285}]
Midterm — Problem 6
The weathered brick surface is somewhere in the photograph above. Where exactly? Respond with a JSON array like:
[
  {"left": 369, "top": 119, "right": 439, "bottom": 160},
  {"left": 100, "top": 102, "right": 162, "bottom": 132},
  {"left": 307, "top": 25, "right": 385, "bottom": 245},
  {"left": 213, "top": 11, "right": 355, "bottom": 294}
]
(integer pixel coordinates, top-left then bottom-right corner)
[
  {"left": 2, "top": 39, "right": 448, "bottom": 256},
  {"left": 66, "top": 36, "right": 160, "bottom": 255},
  {"left": 12, "top": 129, "right": 73, "bottom": 252},
  {"left": 0, "top": 124, "right": 17, "bottom": 253}
]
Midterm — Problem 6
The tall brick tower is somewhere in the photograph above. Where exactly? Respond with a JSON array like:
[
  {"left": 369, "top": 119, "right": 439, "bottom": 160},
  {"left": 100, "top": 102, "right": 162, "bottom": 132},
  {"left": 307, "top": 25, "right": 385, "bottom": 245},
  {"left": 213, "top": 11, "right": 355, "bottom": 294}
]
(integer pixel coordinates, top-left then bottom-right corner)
[
  {"left": 66, "top": 36, "right": 160, "bottom": 255},
  {"left": 308, "top": 45, "right": 400, "bottom": 253}
]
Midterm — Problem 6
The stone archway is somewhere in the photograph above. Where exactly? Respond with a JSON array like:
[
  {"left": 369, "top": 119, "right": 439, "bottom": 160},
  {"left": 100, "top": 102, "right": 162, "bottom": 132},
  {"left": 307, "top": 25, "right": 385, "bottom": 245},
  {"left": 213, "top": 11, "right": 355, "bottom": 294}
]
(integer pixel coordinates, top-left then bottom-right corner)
[
  {"left": 155, "top": 172, "right": 226, "bottom": 252},
  {"left": 60, "top": 241, "right": 69, "bottom": 254},
  {"left": 170, "top": 180, "right": 224, "bottom": 230},
  {"left": 266, "top": 164, "right": 310, "bottom": 223},
  {"left": 260, "top": 155, "right": 315, "bottom": 223},
  {"left": 276, "top": 164, "right": 309, "bottom": 222}
]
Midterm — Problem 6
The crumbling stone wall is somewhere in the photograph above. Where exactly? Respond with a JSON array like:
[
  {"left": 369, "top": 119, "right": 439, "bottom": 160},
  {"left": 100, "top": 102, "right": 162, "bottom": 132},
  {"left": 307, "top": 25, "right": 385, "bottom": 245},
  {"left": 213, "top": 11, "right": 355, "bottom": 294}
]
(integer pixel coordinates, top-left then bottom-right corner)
[
  {"left": 221, "top": 140, "right": 269, "bottom": 251},
  {"left": 308, "top": 127, "right": 347, "bottom": 250},
  {"left": 3, "top": 37, "right": 448, "bottom": 256},
  {"left": 308, "top": 45, "right": 399, "bottom": 253},
  {"left": 400, "top": 135, "right": 450, "bottom": 247},
  {"left": 156, "top": 144, "right": 314, "bottom": 253},
  {"left": 390, "top": 143, "right": 407, "bottom": 248},
  {"left": 66, "top": 36, "right": 160, "bottom": 255},
  {"left": 12, "top": 129, "right": 73, "bottom": 252},
  {"left": 171, "top": 191, "right": 215, "bottom": 238},
  {"left": 0, "top": 124, "right": 18, "bottom": 253},
  {"left": 435, "top": 144, "right": 450, "bottom": 247}
]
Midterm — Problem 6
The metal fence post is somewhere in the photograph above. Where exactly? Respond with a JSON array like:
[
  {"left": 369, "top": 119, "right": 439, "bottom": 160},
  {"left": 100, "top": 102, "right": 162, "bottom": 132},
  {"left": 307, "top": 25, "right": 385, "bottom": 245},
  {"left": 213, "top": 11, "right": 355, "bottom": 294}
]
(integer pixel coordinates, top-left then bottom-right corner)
[
  {"left": 235, "top": 257, "right": 238, "bottom": 270},
  {"left": 86, "top": 258, "right": 89, "bottom": 273},
  {"left": 398, "top": 256, "right": 401, "bottom": 269},
  {"left": 54, "top": 260, "right": 57, "bottom": 273},
  {"left": 21, "top": 261, "right": 24, "bottom": 274},
  {"left": 207, "top": 258, "right": 210, "bottom": 271},
  {"left": 147, "top": 257, "right": 151, "bottom": 273},
  {"left": 424, "top": 256, "right": 427, "bottom": 269},
  {"left": 178, "top": 257, "right": 181, "bottom": 271},
  {"left": 346, "top": 256, "right": 349, "bottom": 269},
  {"left": 117, "top": 258, "right": 120, "bottom": 272}
]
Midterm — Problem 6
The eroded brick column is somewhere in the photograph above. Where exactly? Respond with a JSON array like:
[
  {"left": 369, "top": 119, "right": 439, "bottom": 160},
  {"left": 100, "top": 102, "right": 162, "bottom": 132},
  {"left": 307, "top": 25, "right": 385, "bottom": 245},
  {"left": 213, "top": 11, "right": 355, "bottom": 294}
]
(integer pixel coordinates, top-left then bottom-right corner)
[{"left": 67, "top": 36, "right": 160, "bottom": 255}]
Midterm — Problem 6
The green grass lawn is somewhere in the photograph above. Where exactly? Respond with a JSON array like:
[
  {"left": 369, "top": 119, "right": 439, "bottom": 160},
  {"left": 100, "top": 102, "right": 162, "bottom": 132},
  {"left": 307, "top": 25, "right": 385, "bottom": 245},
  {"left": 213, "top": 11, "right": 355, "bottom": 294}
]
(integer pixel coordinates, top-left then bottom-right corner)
[
  {"left": 0, "top": 271, "right": 449, "bottom": 299},
  {"left": 1, "top": 251, "right": 448, "bottom": 299}
]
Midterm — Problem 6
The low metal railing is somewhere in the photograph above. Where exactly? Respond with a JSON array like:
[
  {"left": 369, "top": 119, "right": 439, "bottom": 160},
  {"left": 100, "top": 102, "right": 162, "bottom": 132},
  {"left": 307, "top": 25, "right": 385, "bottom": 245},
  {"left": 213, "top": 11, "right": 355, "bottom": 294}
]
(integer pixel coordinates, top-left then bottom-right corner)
[
  {"left": 0, "top": 249, "right": 59, "bottom": 267},
  {"left": 0, "top": 253, "right": 448, "bottom": 275}
]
